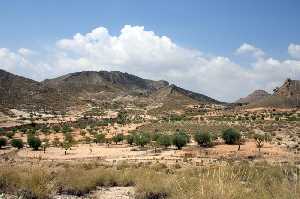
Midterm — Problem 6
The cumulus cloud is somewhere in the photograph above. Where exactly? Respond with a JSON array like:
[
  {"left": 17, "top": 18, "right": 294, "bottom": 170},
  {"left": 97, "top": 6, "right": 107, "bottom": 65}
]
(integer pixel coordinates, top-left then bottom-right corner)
[
  {"left": 0, "top": 48, "right": 50, "bottom": 80},
  {"left": 235, "top": 43, "right": 265, "bottom": 58},
  {"left": 0, "top": 25, "right": 300, "bottom": 102},
  {"left": 288, "top": 43, "right": 300, "bottom": 59}
]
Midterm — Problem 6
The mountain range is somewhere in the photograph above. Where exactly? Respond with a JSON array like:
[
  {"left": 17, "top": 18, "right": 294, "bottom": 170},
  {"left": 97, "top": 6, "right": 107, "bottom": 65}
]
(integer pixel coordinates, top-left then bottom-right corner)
[
  {"left": 0, "top": 69, "right": 220, "bottom": 112},
  {"left": 1, "top": 69, "right": 299, "bottom": 112}
]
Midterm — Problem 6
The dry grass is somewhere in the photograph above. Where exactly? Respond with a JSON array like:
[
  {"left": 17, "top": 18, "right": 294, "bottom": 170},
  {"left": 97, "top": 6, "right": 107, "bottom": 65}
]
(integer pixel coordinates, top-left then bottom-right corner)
[{"left": 0, "top": 161, "right": 299, "bottom": 199}]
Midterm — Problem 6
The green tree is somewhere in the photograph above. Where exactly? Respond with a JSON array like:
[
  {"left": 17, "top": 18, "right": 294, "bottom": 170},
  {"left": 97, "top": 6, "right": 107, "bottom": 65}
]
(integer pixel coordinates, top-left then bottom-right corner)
[
  {"left": 112, "top": 133, "right": 124, "bottom": 144},
  {"left": 134, "top": 132, "right": 151, "bottom": 147},
  {"left": 172, "top": 132, "right": 188, "bottom": 150},
  {"left": 157, "top": 134, "right": 172, "bottom": 148},
  {"left": 151, "top": 131, "right": 162, "bottom": 142},
  {"left": 194, "top": 131, "right": 213, "bottom": 147},
  {"left": 116, "top": 110, "right": 129, "bottom": 125},
  {"left": 254, "top": 133, "right": 271, "bottom": 152},
  {"left": 126, "top": 134, "right": 135, "bottom": 145},
  {"left": 0, "top": 137, "right": 8, "bottom": 149},
  {"left": 95, "top": 133, "right": 105, "bottom": 144},
  {"left": 11, "top": 139, "right": 24, "bottom": 149},
  {"left": 222, "top": 128, "right": 241, "bottom": 145},
  {"left": 27, "top": 135, "right": 41, "bottom": 150}
]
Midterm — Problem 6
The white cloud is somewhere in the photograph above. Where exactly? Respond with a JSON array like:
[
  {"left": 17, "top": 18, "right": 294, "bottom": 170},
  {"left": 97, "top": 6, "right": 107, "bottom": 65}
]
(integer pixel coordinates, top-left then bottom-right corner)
[
  {"left": 235, "top": 43, "right": 265, "bottom": 58},
  {"left": 0, "top": 25, "right": 300, "bottom": 102},
  {"left": 18, "top": 48, "right": 36, "bottom": 56},
  {"left": 288, "top": 43, "right": 300, "bottom": 59}
]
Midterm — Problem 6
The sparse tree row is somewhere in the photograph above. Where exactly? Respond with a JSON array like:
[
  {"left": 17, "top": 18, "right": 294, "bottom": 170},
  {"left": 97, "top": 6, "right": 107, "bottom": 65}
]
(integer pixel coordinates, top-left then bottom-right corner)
[{"left": 0, "top": 124, "right": 272, "bottom": 153}]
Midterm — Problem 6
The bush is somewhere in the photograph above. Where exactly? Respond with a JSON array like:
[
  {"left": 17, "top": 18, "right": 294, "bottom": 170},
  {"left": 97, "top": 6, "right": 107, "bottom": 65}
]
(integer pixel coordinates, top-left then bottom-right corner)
[
  {"left": 222, "top": 128, "right": 241, "bottom": 145},
  {"left": 0, "top": 137, "right": 8, "bottom": 148},
  {"left": 194, "top": 131, "right": 213, "bottom": 147},
  {"left": 27, "top": 135, "right": 41, "bottom": 150},
  {"left": 172, "top": 132, "right": 188, "bottom": 149},
  {"left": 11, "top": 139, "right": 24, "bottom": 149},
  {"left": 64, "top": 132, "right": 74, "bottom": 144},
  {"left": 134, "top": 132, "right": 151, "bottom": 147},
  {"left": 157, "top": 134, "right": 172, "bottom": 148},
  {"left": 95, "top": 133, "right": 105, "bottom": 144},
  {"left": 151, "top": 132, "right": 162, "bottom": 141},
  {"left": 112, "top": 134, "right": 124, "bottom": 144},
  {"left": 62, "top": 125, "right": 72, "bottom": 134}
]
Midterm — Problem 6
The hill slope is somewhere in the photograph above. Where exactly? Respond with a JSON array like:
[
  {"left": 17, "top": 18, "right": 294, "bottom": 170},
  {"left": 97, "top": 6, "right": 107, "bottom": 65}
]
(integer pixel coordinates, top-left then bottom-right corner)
[
  {"left": 0, "top": 69, "right": 221, "bottom": 112},
  {"left": 236, "top": 90, "right": 270, "bottom": 104},
  {"left": 247, "top": 79, "right": 300, "bottom": 108},
  {"left": 0, "top": 69, "right": 71, "bottom": 111}
]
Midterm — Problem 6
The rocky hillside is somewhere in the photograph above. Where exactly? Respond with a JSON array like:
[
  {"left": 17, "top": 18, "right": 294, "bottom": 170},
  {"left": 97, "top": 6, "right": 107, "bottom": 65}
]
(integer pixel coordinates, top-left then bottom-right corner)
[
  {"left": 247, "top": 79, "right": 300, "bottom": 108},
  {"left": 42, "top": 71, "right": 169, "bottom": 96},
  {"left": 0, "top": 69, "right": 221, "bottom": 112},
  {"left": 236, "top": 90, "right": 270, "bottom": 104},
  {"left": 273, "top": 79, "right": 300, "bottom": 97},
  {"left": 0, "top": 69, "right": 71, "bottom": 111}
]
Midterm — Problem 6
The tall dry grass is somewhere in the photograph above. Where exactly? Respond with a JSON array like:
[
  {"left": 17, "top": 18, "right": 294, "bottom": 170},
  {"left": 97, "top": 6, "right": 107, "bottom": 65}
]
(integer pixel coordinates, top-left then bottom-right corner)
[{"left": 0, "top": 161, "right": 299, "bottom": 199}]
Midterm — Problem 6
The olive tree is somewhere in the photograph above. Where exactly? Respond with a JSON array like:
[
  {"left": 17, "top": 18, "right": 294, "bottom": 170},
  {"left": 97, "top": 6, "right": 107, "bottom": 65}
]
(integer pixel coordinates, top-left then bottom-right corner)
[
  {"left": 11, "top": 139, "right": 24, "bottom": 149},
  {"left": 134, "top": 132, "right": 151, "bottom": 147},
  {"left": 112, "top": 133, "right": 124, "bottom": 144},
  {"left": 157, "top": 134, "right": 172, "bottom": 148},
  {"left": 194, "top": 131, "right": 213, "bottom": 147},
  {"left": 27, "top": 135, "right": 41, "bottom": 150},
  {"left": 172, "top": 131, "right": 189, "bottom": 150}
]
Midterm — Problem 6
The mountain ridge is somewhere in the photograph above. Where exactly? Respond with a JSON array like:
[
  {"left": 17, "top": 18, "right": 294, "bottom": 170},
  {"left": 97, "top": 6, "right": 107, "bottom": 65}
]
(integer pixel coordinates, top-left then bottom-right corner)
[{"left": 0, "top": 69, "right": 221, "bottom": 112}]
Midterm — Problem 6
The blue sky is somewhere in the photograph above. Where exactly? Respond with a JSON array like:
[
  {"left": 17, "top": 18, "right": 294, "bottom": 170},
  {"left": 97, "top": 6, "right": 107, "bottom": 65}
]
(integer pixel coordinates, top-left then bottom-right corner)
[
  {"left": 0, "top": 0, "right": 300, "bottom": 101},
  {"left": 1, "top": 0, "right": 300, "bottom": 58}
]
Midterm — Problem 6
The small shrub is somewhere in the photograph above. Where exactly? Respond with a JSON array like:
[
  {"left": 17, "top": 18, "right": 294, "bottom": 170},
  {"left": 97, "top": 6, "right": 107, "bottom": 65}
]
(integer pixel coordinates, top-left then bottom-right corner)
[
  {"left": 254, "top": 133, "right": 271, "bottom": 152},
  {"left": 222, "top": 128, "right": 241, "bottom": 145},
  {"left": 62, "top": 125, "right": 72, "bottom": 134},
  {"left": 64, "top": 132, "right": 74, "bottom": 144},
  {"left": 11, "top": 139, "right": 24, "bottom": 149}
]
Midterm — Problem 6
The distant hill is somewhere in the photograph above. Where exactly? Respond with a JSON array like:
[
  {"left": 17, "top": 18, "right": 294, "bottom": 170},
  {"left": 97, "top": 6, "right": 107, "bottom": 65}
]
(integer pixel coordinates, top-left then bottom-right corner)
[
  {"left": 42, "top": 71, "right": 169, "bottom": 96},
  {"left": 0, "top": 69, "right": 221, "bottom": 112},
  {"left": 247, "top": 79, "right": 300, "bottom": 108},
  {"left": 236, "top": 90, "right": 270, "bottom": 104},
  {"left": 273, "top": 78, "right": 300, "bottom": 97}
]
